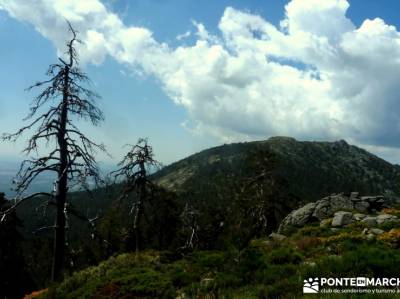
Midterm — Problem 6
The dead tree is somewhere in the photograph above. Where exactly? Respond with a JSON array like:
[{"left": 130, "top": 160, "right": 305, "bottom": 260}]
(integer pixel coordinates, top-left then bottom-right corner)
[
  {"left": 179, "top": 202, "right": 199, "bottom": 251},
  {"left": 1, "top": 22, "right": 106, "bottom": 281},
  {"left": 110, "top": 138, "right": 160, "bottom": 253}
]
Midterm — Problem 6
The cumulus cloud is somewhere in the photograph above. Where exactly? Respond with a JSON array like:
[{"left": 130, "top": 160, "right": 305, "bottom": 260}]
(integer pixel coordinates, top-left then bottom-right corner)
[{"left": 2, "top": 0, "right": 400, "bottom": 148}]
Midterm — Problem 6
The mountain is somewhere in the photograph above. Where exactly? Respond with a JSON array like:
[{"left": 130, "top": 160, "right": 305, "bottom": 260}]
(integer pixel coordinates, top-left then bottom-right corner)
[
  {"left": 10, "top": 137, "right": 400, "bottom": 293},
  {"left": 155, "top": 136, "right": 400, "bottom": 202},
  {"left": 13, "top": 137, "right": 400, "bottom": 241},
  {"left": 15, "top": 137, "right": 400, "bottom": 244}
]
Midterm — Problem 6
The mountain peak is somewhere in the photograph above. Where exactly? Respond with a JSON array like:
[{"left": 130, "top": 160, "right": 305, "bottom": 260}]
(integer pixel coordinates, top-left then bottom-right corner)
[{"left": 155, "top": 137, "right": 400, "bottom": 216}]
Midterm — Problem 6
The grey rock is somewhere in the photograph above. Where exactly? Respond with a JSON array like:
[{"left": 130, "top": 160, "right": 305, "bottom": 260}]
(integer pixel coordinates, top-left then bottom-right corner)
[
  {"left": 361, "top": 217, "right": 377, "bottom": 227},
  {"left": 376, "top": 214, "right": 399, "bottom": 225},
  {"left": 361, "top": 196, "right": 382, "bottom": 202},
  {"left": 354, "top": 201, "right": 369, "bottom": 212},
  {"left": 353, "top": 213, "right": 366, "bottom": 221},
  {"left": 332, "top": 211, "right": 353, "bottom": 227},
  {"left": 269, "top": 232, "right": 287, "bottom": 242},
  {"left": 279, "top": 193, "right": 390, "bottom": 233},
  {"left": 278, "top": 202, "right": 316, "bottom": 233},
  {"left": 361, "top": 196, "right": 386, "bottom": 207},
  {"left": 290, "top": 202, "right": 317, "bottom": 226},
  {"left": 312, "top": 198, "right": 332, "bottom": 220},
  {"left": 330, "top": 195, "right": 354, "bottom": 214},
  {"left": 312, "top": 194, "right": 372, "bottom": 220},
  {"left": 370, "top": 228, "right": 385, "bottom": 235}
]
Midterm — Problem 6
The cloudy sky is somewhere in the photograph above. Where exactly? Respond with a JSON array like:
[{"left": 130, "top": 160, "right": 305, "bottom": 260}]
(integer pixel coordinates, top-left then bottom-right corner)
[{"left": 1, "top": 0, "right": 400, "bottom": 165}]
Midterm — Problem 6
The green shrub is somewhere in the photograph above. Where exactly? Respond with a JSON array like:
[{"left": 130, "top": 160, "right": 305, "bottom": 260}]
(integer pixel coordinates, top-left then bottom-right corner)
[
  {"left": 293, "top": 225, "right": 334, "bottom": 238},
  {"left": 238, "top": 247, "right": 267, "bottom": 283},
  {"left": 303, "top": 243, "right": 400, "bottom": 279},
  {"left": 261, "top": 264, "right": 299, "bottom": 285},
  {"left": 194, "top": 251, "right": 225, "bottom": 270},
  {"left": 40, "top": 235, "right": 400, "bottom": 299},
  {"left": 378, "top": 221, "right": 400, "bottom": 231},
  {"left": 268, "top": 247, "right": 303, "bottom": 265},
  {"left": 265, "top": 276, "right": 301, "bottom": 298}
]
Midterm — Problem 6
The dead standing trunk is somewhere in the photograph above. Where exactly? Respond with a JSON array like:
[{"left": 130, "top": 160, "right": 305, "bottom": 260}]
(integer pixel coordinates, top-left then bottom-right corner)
[
  {"left": 1, "top": 22, "right": 106, "bottom": 283},
  {"left": 111, "top": 139, "right": 159, "bottom": 254},
  {"left": 133, "top": 160, "right": 146, "bottom": 253},
  {"left": 52, "top": 66, "right": 69, "bottom": 282}
]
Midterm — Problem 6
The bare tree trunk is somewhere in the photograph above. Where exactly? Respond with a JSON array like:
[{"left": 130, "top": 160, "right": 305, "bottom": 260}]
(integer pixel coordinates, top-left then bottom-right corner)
[
  {"left": 111, "top": 139, "right": 158, "bottom": 254},
  {"left": 134, "top": 161, "right": 146, "bottom": 253},
  {"left": 2, "top": 22, "right": 106, "bottom": 283},
  {"left": 134, "top": 201, "right": 143, "bottom": 254},
  {"left": 51, "top": 66, "right": 69, "bottom": 282}
]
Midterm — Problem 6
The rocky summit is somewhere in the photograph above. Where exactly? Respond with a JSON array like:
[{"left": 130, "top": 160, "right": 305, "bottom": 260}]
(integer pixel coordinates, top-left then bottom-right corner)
[{"left": 278, "top": 192, "right": 400, "bottom": 234}]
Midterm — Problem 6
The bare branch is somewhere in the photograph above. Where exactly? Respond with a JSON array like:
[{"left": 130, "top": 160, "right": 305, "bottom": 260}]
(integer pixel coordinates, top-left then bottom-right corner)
[{"left": 0, "top": 192, "right": 54, "bottom": 221}]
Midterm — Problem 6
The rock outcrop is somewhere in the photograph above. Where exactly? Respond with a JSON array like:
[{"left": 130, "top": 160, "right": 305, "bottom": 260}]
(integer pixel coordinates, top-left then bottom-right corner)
[
  {"left": 278, "top": 193, "right": 399, "bottom": 233},
  {"left": 331, "top": 211, "right": 353, "bottom": 227}
]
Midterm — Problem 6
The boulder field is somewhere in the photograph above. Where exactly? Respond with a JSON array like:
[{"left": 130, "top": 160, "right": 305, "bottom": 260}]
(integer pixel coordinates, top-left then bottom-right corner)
[{"left": 278, "top": 192, "right": 400, "bottom": 234}]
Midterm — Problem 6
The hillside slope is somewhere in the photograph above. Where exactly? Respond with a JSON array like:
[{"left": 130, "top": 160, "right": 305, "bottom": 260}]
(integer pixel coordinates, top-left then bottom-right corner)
[
  {"left": 155, "top": 136, "right": 400, "bottom": 205},
  {"left": 12, "top": 137, "right": 400, "bottom": 292},
  {"left": 16, "top": 137, "right": 400, "bottom": 247},
  {"left": 37, "top": 198, "right": 400, "bottom": 299}
]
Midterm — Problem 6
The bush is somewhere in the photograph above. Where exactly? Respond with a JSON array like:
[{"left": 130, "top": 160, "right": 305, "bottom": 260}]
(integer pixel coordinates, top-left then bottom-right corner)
[
  {"left": 304, "top": 243, "right": 400, "bottom": 278},
  {"left": 238, "top": 247, "right": 267, "bottom": 283},
  {"left": 293, "top": 225, "right": 334, "bottom": 238},
  {"left": 378, "top": 220, "right": 400, "bottom": 231},
  {"left": 295, "top": 236, "right": 323, "bottom": 252},
  {"left": 268, "top": 247, "right": 303, "bottom": 265},
  {"left": 325, "top": 232, "right": 364, "bottom": 244},
  {"left": 39, "top": 233, "right": 400, "bottom": 299},
  {"left": 41, "top": 253, "right": 176, "bottom": 299},
  {"left": 265, "top": 276, "right": 301, "bottom": 298},
  {"left": 261, "top": 264, "right": 298, "bottom": 285},
  {"left": 377, "top": 228, "right": 400, "bottom": 248}
]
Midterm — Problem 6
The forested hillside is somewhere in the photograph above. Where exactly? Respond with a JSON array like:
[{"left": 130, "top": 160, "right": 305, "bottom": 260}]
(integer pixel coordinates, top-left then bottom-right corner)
[{"left": 7, "top": 137, "right": 400, "bottom": 297}]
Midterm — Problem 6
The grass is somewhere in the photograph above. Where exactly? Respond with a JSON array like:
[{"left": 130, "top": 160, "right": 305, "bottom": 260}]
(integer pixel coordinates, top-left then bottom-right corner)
[{"left": 38, "top": 224, "right": 400, "bottom": 299}]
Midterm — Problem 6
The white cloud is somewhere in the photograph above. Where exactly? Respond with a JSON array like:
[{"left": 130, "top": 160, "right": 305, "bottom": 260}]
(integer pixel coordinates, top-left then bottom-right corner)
[
  {"left": 176, "top": 30, "right": 191, "bottom": 41},
  {"left": 282, "top": 0, "right": 354, "bottom": 40},
  {"left": 2, "top": 0, "right": 400, "bottom": 151}
]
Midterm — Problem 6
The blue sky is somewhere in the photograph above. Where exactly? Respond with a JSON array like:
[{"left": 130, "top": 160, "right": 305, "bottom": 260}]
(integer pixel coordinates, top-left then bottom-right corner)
[{"left": 1, "top": 0, "right": 400, "bottom": 166}]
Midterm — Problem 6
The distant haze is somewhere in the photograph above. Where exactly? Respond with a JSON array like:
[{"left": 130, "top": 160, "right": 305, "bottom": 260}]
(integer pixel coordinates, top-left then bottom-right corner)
[{"left": 0, "top": 159, "right": 116, "bottom": 198}]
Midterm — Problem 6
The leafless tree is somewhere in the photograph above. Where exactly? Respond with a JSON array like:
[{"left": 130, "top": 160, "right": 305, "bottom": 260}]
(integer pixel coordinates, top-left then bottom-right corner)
[
  {"left": 110, "top": 138, "right": 160, "bottom": 253},
  {"left": 180, "top": 202, "right": 199, "bottom": 250},
  {"left": 1, "top": 22, "right": 107, "bottom": 281}
]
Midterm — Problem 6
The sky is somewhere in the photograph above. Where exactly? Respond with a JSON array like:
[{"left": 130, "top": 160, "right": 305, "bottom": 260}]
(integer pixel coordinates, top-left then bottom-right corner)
[{"left": 1, "top": 0, "right": 400, "bottom": 166}]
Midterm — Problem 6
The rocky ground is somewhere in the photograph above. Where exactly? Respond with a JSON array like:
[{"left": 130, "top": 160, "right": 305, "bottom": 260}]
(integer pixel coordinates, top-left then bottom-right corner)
[{"left": 278, "top": 192, "right": 400, "bottom": 237}]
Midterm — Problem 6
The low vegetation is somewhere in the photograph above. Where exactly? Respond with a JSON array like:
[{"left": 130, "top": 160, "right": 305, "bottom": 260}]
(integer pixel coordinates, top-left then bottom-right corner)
[{"left": 35, "top": 218, "right": 400, "bottom": 299}]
